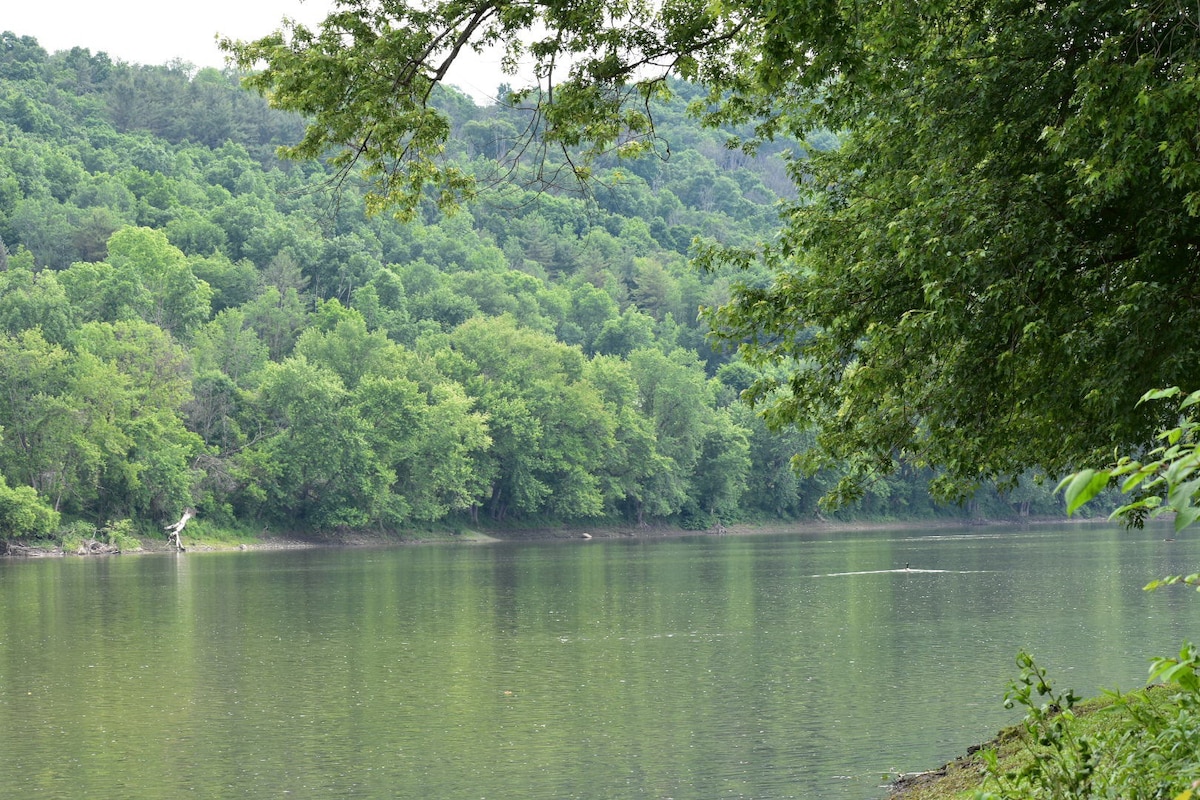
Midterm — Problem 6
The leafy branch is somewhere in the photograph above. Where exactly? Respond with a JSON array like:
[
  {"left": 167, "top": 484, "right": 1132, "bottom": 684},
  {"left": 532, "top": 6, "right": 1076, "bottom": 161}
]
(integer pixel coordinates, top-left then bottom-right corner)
[{"left": 1058, "top": 387, "right": 1200, "bottom": 590}]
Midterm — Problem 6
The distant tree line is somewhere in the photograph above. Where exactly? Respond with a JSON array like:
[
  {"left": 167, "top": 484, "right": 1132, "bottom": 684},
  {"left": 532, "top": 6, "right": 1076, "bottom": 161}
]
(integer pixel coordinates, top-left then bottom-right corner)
[{"left": 0, "top": 32, "right": 1068, "bottom": 540}]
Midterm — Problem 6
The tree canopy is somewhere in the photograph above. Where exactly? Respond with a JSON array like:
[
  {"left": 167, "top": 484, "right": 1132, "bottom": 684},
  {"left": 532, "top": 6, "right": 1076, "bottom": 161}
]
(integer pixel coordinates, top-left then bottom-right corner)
[
  {"left": 225, "top": 0, "right": 1200, "bottom": 503},
  {"left": 0, "top": 27, "right": 1078, "bottom": 540}
]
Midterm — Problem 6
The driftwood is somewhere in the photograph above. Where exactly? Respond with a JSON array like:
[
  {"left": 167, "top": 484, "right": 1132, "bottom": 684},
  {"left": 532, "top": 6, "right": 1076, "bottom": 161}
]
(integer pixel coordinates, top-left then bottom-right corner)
[
  {"left": 164, "top": 508, "right": 195, "bottom": 551},
  {"left": 77, "top": 539, "right": 120, "bottom": 555},
  {"left": 0, "top": 540, "right": 51, "bottom": 557}
]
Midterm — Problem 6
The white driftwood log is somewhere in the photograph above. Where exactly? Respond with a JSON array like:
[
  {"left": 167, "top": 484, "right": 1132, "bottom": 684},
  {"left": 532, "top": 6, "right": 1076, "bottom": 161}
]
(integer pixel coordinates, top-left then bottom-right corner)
[{"left": 165, "top": 508, "right": 195, "bottom": 551}]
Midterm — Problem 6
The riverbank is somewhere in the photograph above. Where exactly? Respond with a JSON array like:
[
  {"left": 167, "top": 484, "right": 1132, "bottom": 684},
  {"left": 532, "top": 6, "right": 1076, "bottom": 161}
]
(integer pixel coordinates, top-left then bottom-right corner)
[
  {"left": 0, "top": 515, "right": 1105, "bottom": 558},
  {"left": 885, "top": 684, "right": 1192, "bottom": 799},
  {"left": 886, "top": 735, "right": 1004, "bottom": 799}
]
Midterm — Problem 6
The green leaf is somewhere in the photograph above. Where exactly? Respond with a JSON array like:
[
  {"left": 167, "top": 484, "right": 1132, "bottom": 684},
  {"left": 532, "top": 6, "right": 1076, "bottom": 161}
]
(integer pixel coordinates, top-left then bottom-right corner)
[
  {"left": 1119, "top": 464, "right": 1155, "bottom": 493},
  {"left": 1138, "top": 387, "right": 1181, "bottom": 404},
  {"left": 1111, "top": 498, "right": 1158, "bottom": 521},
  {"left": 1165, "top": 454, "right": 1198, "bottom": 485},
  {"left": 1175, "top": 505, "right": 1200, "bottom": 533},
  {"left": 1145, "top": 575, "right": 1182, "bottom": 591},
  {"left": 1059, "top": 469, "right": 1110, "bottom": 515},
  {"left": 1168, "top": 477, "right": 1200, "bottom": 510}
]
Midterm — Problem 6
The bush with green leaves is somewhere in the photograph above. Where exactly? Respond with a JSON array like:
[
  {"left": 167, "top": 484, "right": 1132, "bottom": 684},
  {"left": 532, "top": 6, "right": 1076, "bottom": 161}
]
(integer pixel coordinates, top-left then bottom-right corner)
[
  {"left": 99, "top": 518, "right": 142, "bottom": 553},
  {"left": 977, "top": 650, "right": 1200, "bottom": 799},
  {"left": 0, "top": 475, "right": 59, "bottom": 539},
  {"left": 57, "top": 519, "right": 94, "bottom": 553}
]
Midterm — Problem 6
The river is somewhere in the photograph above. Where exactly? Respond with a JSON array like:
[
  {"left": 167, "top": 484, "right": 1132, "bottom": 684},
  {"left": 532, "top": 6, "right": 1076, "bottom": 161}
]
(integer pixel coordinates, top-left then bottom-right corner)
[{"left": 1, "top": 522, "right": 1198, "bottom": 798}]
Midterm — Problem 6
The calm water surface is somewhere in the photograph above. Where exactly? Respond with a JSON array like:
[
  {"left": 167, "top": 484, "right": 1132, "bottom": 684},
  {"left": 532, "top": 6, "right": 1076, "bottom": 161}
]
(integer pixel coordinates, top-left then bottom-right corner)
[{"left": 2, "top": 523, "right": 1199, "bottom": 799}]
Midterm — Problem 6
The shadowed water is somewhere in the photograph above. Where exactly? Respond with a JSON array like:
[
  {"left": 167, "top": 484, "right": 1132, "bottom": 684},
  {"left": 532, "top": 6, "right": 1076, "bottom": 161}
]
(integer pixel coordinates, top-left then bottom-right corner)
[{"left": 1, "top": 523, "right": 1198, "bottom": 798}]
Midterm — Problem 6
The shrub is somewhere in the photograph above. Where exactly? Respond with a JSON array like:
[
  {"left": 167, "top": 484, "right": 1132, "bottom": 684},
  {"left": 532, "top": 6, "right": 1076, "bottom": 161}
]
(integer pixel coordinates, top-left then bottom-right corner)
[
  {"left": 0, "top": 477, "right": 60, "bottom": 539},
  {"left": 99, "top": 518, "right": 142, "bottom": 553},
  {"left": 58, "top": 519, "right": 95, "bottom": 553},
  {"left": 977, "top": 650, "right": 1200, "bottom": 799}
]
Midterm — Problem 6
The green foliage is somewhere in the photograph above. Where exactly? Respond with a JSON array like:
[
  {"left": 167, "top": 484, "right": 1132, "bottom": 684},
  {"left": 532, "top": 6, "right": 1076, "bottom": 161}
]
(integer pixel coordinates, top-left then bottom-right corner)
[
  {"left": 103, "top": 226, "right": 213, "bottom": 338},
  {"left": 0, "top": 474, "right": 59, "bottom": 539},
  {"left": 1061, "top": 388, "right": 1200, "bottom": 592},
  {"left": 71, "top": 320, "right": 204, "bottom": 519},
  {"left": 1027, "top": 390, "right": 1200, "bottom": 799},
  {"left": 0, "top": 265, "right": 75, "bottom": 343},
  {"left": 1060, "top": 386, "right": 1200, "bottom": 525},
  {"left": 220, "top": 0, "right": 746, "bottom": 219},
  {"left": 237, "top": 356, "right": 385, "bottom": 527},
  {"left": 977, "top": 651, "right": 1200, "bottom": 800},
  {"left": 1108, "top": 389, "right": 1200, "bottom": 534},
  {"left": 99, "top": 518, "right": 142, "bottom": 553},
  {"left": 57, "top": 519, "right": 94, "bottom": 553},
  {"left": 705, "top": 0, "right": 1200, "bottom": 504},
  {"left": 0, "top": 29, "right": 1072, "bottom": 535},
  {"left": 984, "top": 652, "right": 1091, "bottom": 798},
  {"left": 212, "top": 0, "right": 1200, "bottom": 511}
]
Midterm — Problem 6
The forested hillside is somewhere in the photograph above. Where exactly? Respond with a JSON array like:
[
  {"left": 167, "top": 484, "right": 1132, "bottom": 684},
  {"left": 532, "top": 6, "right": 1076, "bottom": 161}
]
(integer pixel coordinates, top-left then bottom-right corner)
[{"left": 0, "top": 32, "right": 1065, "bottom": 541}]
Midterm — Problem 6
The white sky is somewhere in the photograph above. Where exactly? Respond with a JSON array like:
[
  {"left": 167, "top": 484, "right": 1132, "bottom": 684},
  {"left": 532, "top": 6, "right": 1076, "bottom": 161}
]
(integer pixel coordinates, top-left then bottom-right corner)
[{"left": 4, "top": 0, "right": 508, "bottom": 103}]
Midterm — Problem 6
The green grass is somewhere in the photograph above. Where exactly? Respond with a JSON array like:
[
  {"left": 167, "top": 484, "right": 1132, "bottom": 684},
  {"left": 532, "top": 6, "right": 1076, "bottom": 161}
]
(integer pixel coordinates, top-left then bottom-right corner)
[{"left": 891, "top": 685, "right": 1190, "bottom": 799}]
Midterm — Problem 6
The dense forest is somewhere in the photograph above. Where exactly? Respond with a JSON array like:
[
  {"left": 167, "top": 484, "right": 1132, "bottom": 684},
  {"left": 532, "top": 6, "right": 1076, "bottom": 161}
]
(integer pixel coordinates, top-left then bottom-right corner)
[{"left": 0, "top": 31, "right": 1070, "bottom": 543}]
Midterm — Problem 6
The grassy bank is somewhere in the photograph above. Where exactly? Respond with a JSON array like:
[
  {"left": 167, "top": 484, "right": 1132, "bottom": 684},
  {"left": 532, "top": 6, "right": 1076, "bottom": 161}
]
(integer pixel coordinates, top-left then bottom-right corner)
[
  {"left": 890, "top": 671, "right": 1199, "bottom": 799},
  {"left": 887, "top": 696, "right": 1120, "bottom": 799}
]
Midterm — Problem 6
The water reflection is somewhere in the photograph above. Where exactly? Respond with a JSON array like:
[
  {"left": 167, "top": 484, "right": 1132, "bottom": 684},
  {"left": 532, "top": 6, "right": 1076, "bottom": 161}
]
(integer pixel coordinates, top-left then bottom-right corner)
[{"left": 0, "top": 524, "right": 1197, "bottom": 798}]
